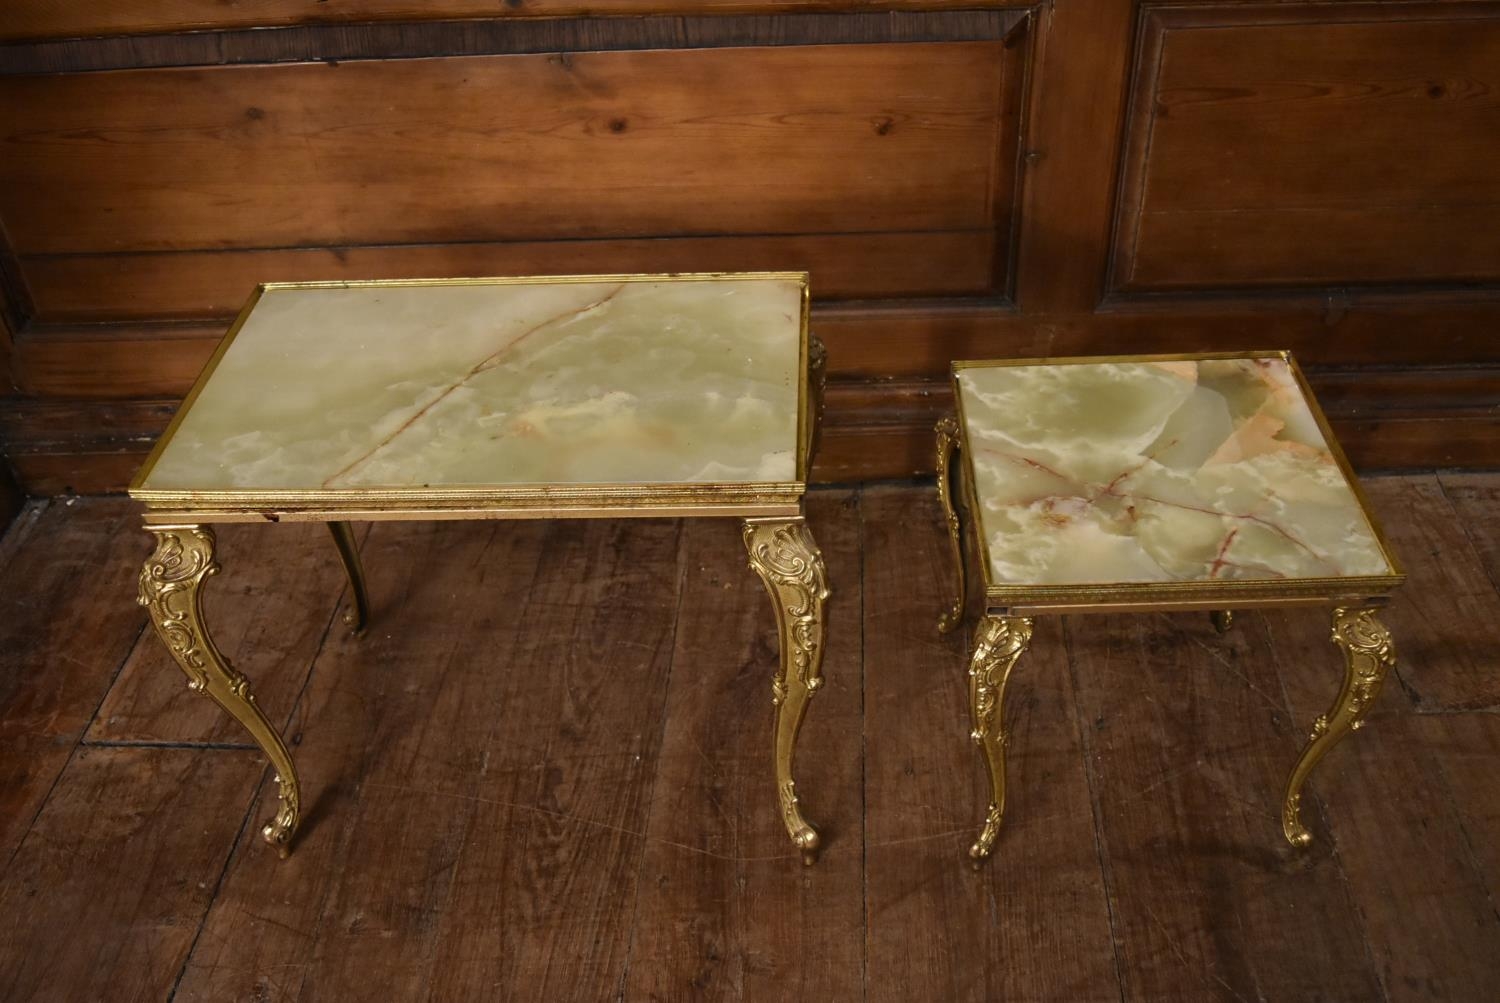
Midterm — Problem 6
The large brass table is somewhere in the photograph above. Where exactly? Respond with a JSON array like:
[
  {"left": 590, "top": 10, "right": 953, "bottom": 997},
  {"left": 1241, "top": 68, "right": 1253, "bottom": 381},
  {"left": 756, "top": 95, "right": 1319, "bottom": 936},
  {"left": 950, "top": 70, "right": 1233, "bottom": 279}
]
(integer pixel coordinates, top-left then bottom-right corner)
[
  {"left": 935, "top": 352, "right": 1403, "bottom": 860},
  {"left": 129, "top": 272, "right": 830, "bottom": 862}
]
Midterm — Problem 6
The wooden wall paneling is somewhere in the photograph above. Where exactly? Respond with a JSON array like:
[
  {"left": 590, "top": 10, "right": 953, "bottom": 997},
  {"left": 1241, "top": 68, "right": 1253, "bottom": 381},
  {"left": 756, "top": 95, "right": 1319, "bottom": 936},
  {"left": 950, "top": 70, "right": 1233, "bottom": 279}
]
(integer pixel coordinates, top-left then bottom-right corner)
[
  {"left": 984, "top": 8, "right": 1032, "bottom": 299},
  {"left": 0, "top": 43, "right": 1010, "bottom": 254},
  {"left": 1011, "top": 0, "right": 1136, "bottom": 311},
  {"left": 11, "top": 325, "right": 222, "bottom": 398},
  {"left": 0, "top": 8, "right": 1044, "bottom": 496},
  {"left": 3, "top": 2, "right": 1500, "bottom": 493},
  {"left": 1110, "top": 2, "right": 1500, "bottom": 294}
]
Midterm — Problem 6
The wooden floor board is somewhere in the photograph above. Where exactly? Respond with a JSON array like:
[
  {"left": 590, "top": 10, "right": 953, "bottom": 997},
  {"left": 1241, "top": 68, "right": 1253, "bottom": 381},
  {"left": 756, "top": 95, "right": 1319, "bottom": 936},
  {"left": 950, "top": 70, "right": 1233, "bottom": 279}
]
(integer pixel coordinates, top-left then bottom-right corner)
[
  {"left": 1419, "top": 712, "right": 1500, "bottom": 915},
  {"left": 862, "top": 487, "right": 1119, "bottom": 1003},
  {"left": 0, "top": 479, "right": 1498, "bottom": 1001},
  {"left": 88, "top": 521, "right": 364, "bottom": 746},
  {"left": 1439, "top": 471, "right": 1500, "bottom": 595},
  {"left": 1065, "top": 611, "right": 1386, "bottom": 1002},
  {"left": 1263, "top": 603, "right": 1500, "bottom": 1001},
  {"left": 0, "top": 498, "right": 149, "bottom": 868},
  {"left": 422, "top": 517, "right": 685, "bottom": 1002},
  {"left": 0, "top": 499, "right": 46, "bottom": 577},
  {"left": 624, "top": 491, "right": 865, "bottom": 1002},
  {"left": 1362, "top": 476, "right": 1500, "bottom": 711},
  {"left": 173, "top": 518, "right": 558, "bottom": 1001},
  {"left": 0, "top": 746, "right": 264, "bottom": 1002}
]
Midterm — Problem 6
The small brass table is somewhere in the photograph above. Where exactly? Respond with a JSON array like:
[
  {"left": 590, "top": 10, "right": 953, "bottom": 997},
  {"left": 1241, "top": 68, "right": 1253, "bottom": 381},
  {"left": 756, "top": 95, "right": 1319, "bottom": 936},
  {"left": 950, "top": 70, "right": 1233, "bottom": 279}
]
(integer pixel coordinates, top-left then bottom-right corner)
[
  {"left": 935, "top": 352, "right": 1403, "bottom": 860},
  {"left": 130, "top": 272, "right": 830, "bottom": 862}
]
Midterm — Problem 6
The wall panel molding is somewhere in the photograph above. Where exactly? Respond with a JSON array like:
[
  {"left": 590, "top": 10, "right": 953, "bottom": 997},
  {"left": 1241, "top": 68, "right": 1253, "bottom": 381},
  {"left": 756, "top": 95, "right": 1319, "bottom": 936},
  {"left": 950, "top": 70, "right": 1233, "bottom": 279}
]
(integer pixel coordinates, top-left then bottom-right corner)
[
  {"left": 0, "top": 9, "right": 1028, "bottom": 73},
  {"left": 0, "top": 1, "right": 1029, "bottom": 43},
  {"left": 1108, "top": 1, "right": 1500, "bottom": 298}
]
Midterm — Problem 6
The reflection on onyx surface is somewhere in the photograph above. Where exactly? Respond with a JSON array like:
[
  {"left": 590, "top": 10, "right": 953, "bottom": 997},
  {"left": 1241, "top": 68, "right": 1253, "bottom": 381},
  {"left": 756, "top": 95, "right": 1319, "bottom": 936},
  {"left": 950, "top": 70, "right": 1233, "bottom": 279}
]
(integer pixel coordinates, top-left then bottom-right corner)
[{"left": 957, "top": 358, "right": 1392, "bottom": 585}]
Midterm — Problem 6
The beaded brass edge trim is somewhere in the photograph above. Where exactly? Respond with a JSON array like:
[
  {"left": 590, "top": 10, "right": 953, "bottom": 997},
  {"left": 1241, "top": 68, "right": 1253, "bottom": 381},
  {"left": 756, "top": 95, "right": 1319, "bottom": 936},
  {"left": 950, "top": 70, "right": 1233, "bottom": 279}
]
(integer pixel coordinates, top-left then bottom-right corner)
[{"left": 135, "top": 480, "right": 805, "bottom": 512}]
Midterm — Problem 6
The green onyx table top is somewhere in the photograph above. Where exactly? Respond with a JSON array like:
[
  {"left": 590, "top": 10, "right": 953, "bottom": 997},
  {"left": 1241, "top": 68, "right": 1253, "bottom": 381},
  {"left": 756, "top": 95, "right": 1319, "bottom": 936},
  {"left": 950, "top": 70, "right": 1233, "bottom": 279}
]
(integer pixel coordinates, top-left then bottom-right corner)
[
  {"left": 953, "top": 353, "right": 1401, "bottom": 602},
  {"left": 131, "top": 273, "right": 810, "bottom": 517}
]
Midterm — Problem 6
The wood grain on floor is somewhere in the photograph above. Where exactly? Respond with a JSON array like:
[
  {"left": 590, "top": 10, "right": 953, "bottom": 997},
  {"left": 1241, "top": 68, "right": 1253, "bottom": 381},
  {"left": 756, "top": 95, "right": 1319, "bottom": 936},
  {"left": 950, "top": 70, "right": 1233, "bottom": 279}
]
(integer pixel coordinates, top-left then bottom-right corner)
[{"left": 1, "top": 475, "right": 1498, "bottom": 1002}]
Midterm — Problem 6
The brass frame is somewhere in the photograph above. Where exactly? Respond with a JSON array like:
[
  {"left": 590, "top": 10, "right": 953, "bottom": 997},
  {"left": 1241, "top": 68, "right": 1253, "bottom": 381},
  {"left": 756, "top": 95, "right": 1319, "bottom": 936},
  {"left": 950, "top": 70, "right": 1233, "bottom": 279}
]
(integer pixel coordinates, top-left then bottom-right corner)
[
  {"left": 131, "top": 271, "right": 829, "bottom": 862},
  {"left": 130, "top": 272, "right": 813, "bottom": 523},
  {"left": 939, "top": 350, "right": 1407, "bottom": 860}
]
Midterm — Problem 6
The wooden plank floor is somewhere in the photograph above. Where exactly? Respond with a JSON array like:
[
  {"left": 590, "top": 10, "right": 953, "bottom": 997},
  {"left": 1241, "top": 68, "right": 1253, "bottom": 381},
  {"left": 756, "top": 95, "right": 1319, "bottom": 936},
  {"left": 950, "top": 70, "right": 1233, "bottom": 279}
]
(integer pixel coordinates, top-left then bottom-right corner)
[{"left": 2, "top": 477, "right": 1499, "bottom": 1002}]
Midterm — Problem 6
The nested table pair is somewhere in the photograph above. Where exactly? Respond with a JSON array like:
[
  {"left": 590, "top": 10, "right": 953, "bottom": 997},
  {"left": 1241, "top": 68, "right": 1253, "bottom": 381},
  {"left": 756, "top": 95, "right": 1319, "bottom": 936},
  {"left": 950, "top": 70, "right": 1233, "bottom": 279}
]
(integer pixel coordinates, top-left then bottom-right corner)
[
  {"left": 130, "top": 273, "right": 831, "bottom": 862},
  {"left": 936, "top": 353, "right": 1403, "bottom": 860}
]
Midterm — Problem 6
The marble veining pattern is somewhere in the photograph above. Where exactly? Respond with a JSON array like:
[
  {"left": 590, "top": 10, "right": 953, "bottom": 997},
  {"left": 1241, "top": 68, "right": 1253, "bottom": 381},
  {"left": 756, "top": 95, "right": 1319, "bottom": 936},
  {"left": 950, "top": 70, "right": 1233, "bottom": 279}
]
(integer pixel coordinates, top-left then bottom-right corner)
[
  {"left": 957, "top": 358, "right": 1393, "bottom": 586},
  {"left": 141, "top": 278, "right": 804, "bottom": 491}
]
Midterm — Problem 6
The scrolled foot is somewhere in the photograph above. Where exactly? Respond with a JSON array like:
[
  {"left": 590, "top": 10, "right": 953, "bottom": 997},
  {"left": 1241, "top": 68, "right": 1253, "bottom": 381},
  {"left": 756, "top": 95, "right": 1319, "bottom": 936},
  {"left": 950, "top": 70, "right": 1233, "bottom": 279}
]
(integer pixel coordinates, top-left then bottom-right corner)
[
  {"left": 780, "top": 780, "right": 822, "bottom": 864},
  {"left": 969, "top": 803, "right": 1004, "bottom": 861},
  {"left": 261, "top": 770, "right": 302, "bottom": 858},
  {"left": 1281, "top": 793, "right": 1312, "bottom": 847}
]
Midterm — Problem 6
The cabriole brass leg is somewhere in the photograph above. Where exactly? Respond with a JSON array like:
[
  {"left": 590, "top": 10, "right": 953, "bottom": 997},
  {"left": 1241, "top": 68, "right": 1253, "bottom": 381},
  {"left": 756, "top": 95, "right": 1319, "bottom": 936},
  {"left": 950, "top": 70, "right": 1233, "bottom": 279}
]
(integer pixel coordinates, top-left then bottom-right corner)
[
  {"left": 935, "top": 415, "right": 967, "bottom": 634},
  {"left": 1211, "top": 610, "right": 1234, "bottom": 633},
  {"left": 1282, "top": 606, "right": 1395, "bottom": 847},
  {"left": 139, "top": 525, "right": 302, "bottom": 856},
  {"left": 744, "top": 516, "right": 829, "bottom": 864},
  {"left": 967, "top": 614, "right": 1033, "bottom": 861},
  {"left": 326, "top": 521, "right": 369, "bottom": 634}
]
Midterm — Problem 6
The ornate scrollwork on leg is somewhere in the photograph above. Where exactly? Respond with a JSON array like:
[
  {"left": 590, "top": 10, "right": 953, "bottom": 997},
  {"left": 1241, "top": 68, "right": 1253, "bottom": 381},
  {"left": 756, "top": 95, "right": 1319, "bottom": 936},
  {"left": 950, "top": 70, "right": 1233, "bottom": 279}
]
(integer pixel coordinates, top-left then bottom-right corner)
[
  {"left": 967, "top": 614, "right": 1032, "bottom": 861},
  {"left": 1211, "top": 610, "right": 1234, "bottom": 634},
  {"left": 138, "top": 525, "right": 302, "bottom": 856},
  {"left": 935, "top": 415, "right": 967, "bottom": 634},
  {"left": 1281, "top": 606, "right": 1395, "bottom": 847},
  {"left": 326, "top": 521, "right": 370, "bottom": 634},
  {"left": 744, "top": 516, "right": 830, "bottom": 864},
  {"left": 803, "top": 334, "right": 829, "bottom": 472}
]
